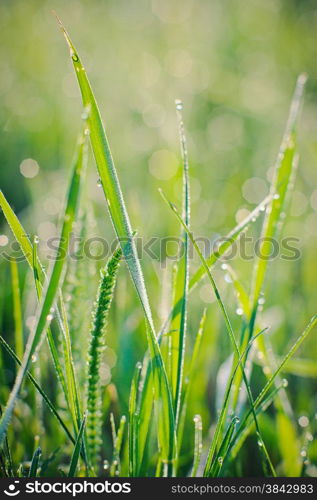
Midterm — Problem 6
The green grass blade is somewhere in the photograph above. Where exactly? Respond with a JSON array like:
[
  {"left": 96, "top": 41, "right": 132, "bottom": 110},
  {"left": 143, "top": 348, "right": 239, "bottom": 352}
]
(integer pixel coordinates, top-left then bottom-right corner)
[
  {"left": 110, "top": 414, "right": 126, "bottom": 477},
  {"left": 56, "top": 16, "right": 176, "bottom": 473},
  {"left": 170, "top": 99, "right": 190, "bottom": 427},
  {"left": 0, "top": 129, "right": 87, "bottom": 446},
  {"left": 251, "top": 74, "right": 307, "bottom": 309},
  {"left": 10, "top": 258, "right": 24, "bottom": 360},
  {"left": 68, "top": 413, "right": 87, "bottom": 477},
  {"left": 192, "top": 415, "right": 202, "bottom": 477},
  {"left": 178, "top": 309, "right": 206, "bottom": 453},
  {"left": 28, "top": 447, "right": 41, "bottom": 478},
  {"left": 189, "top": 195, "right": 271, "bottom": 291},
  {"left": 128, "top": 361, "right": 142, "bottom": 477},
  {"left": 0, "top": 335, "right": 75, "bottom": 445}
]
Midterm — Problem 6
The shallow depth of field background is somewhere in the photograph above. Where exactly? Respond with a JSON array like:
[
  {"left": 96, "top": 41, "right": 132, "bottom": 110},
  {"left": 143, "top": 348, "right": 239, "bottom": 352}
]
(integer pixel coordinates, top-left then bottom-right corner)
[{"left": 0, "top": 0, "right": 317, "bottom": 475}]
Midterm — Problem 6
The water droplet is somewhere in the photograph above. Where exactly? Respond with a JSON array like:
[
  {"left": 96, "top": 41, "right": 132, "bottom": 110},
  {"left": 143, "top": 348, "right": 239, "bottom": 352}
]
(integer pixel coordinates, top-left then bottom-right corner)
[
  {"left": 103, "top": 460, "right": 109, "bottom": 470},
  {"left": 232, "top": 416, "right": 240, "bottom": 424},
  {"left": 193, "top": 415, "right": 201, "bottom": 424},
  {"left": 46, "top": 314, "right": 53, "bottom": 322},
  {"left": 251, "top": 217, "right": 256, "bottom": 222},
  {"left": 258, "top": 297, "right": 265, "bottom": 305},
  {"left": 306, "top": 432, "right": 313, "bottom": 442},
  {"left": 31, "top": 354, "right": 37, "bottom": 363},
  {"left": 217, "top": 456, "right": 223, "bottom": 464},
  {"left": 34, "top": 235, "right": 39, "bottom": 244},
  {"left": 221, "top": 263, "right": 228, "bottom": 270},
  {"left": 136, "top": 362, "right": 142, "bottom": 370},
  {"left": 273, "top": 193, "right": 280, "bottom": 200},
  {"left": 175, "top": 99, "right": 183, "bottom": 111},
  {"left": 84, "top": 127, "right": 90, "bottom": 136},
  {"left": 282, "top": 378, "right": 288, "bottom": 388},
  {"left": 49, "top": 307, "right": 55, "bottom": 314},
  {"left": 260, "top": 205, "right": 266, "bottom": 212},
  {"left": 71, "top": 52, "right": 79, "bottom": 62},
  {"left": 257, "top": 440, "right": 263, "bottom": 447},
  {"left": 236, "top": 308, "right": 243, "bottom": 316},
  {"left": 298, "top": 415, "right": 309, "bottom": 428},
  {"left": 300, "top": 449, "right": 307, "bottom": 458},
  {"left": 97, "top": 178, "right": 102, "bottom": 187}
]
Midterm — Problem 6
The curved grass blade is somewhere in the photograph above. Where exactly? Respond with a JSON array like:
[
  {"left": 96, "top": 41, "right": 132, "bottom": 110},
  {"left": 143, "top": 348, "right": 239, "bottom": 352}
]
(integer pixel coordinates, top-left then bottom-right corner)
[
  {"left": 68, "top": 413, "right": 87, "bottom": 477},
  {"left": 56, "top": 15, "right": 176, "bottom": 473},
  {"left": 29, "top": 447, "right": 41, "bottom": 477},
  {"left": 0, "top": 130, "right": 87, "bottom": 446},
  {"left": 0, "top": 335, "right": 75, "bottom": 445}
]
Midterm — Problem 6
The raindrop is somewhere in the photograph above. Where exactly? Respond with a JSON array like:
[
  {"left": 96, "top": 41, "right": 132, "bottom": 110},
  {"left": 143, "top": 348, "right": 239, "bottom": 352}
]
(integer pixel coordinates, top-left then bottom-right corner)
[
  {"left": 136, "top": 362, "right": 142, "bottom": 370},
  {"left": 97, "top": 178, "right": 102, "bottom": 187},
  {"left": 103, "top": 460, "right": 109, "bottom": 470},
  {"left": 236, "top": 308, "right": 243, "bottom": 316},
  {"left": 34, "top": 235, "right": 39, "bottom": 244},
  {"left": 46, "top": 314, "right": 53, "bottom": 322},
  {"left": 300, "top": 449, "right": 307, "bottom": 458},
  {"left": 282, "top": 378, "right": 288, "bottom": 388},
  {"left": 71, "top": 52, "right": 79, "bottom": 62},
  {"left": 257, "top": 440, "right": 263, "bottom": 447},
  {"left": 221, "top": 263, "right": 228, "bottom": 270},
  {"left": 273, "top": 193, "right": 280, "bottom": 200},
  {"left": 298, "top": 415, "right": 309, "bottom": 428},
  {"left": 175, "top": 99, "right": 183, "bottom": 111},
  {"left": 233, "top": 416, "right": 240, "bottom": 424},
  {"left": 217, "top": 456, "right": 223, "bottom": 465},
  {"left": 31, "top": 354, "right": 37, "bottom": 363}
]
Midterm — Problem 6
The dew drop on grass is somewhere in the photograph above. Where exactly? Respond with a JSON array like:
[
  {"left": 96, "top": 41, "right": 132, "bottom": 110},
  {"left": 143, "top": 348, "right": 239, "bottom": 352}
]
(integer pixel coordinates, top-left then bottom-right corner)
[
  {"left": 221, "top": 263, "right": 228, "bottom": 270},
  {"left": 97, "top": 178, "right": 102, "bottom": 187},
  {"left": 282, "top": 378, "right": 288, "bottom": 388},
  {"left": 31, "top": 354, "right": 38, "bottom": 363},
  {"left": 34, "top": 235, "right": 39, "bottom": 244},
  {"left": 236, "top": 308, "right": 243, "bottom": 316},
  {"left": 217, "top": 457, "right": 223, "bottom": 465},
  {"left": 298, "top": 415, "right": 309, "bottom": 428},
  {"left": 103, "top": 460, "right": 109, "bottom": 470},
  {"left": 175, "top": 99, "right": 183, "bottom": 111},
  {"left": 273, "top": 193, "right": 280, "bottom": 200},
  {"left": 136, "top": 361, "right": 142, "bottom": 370},
  {"left": 300, "top": 449, "right": 307, "bottom": 458},
  {"left": 232, "top": 416, "right": 240, "bottom": 424},
  {"left": 46, "top": 314, "right": 53, "bottom": 322},
  {"left": 71, "top": 52, "right": 79, "bottom": 62},
  {"left": 257, "top": 440, "right": 263, "bottom": 447}
]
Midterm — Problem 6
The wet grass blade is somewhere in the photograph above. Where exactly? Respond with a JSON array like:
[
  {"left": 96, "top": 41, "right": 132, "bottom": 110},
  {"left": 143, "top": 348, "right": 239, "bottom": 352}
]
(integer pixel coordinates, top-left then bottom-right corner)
[
  {"left": 128, "top": 362, "right": 142, "bottom": 477},
  {"left": 28, "top": 447, "right": 41, "bottom": 477},
  {"left": 251, "top": 74, "right": 307, "bottom": 310},
  {"left": 192, "top": 415, "right": 202, "bottom": 477},
  {"left": 0, "top": 335, "right": 75, "bottom": 445},
  {"left": 0, "top": 130, "right": 87, "bottom": 446},
  {"left": 10, "top": 258, "right": 24, "bottom": 360},
  {"left": 56, "top": 15, "right": 176, "bottom": 473},
  {"left": 170, "top": 100, "right": 190, "bottom": 427},
  {"left": 68, "top": 413, "right": 87, "bottom": 477}
]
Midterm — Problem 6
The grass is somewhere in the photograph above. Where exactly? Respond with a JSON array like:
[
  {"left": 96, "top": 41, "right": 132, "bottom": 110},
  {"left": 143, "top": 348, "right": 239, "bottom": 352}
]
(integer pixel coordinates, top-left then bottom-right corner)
[{"left": 0, "top": 18, "right": 316, "bottom": 478}]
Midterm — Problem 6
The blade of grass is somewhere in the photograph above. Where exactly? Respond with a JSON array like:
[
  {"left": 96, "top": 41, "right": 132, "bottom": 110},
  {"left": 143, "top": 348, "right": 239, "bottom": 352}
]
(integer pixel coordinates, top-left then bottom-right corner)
[
  {"left": 68, "top": 413, "right": 87, "bottom": 477},
  {"left": 10, "top": 258, "right": 24, "bottom": 360},
  {"left": 0, "top": 129, "right": 87, "bottom": 445},
  {"left": 28, "top": 447, "right": 41, "bottom": 478},
  {"left": 128, "top": 361, "right": 142, "bottom": 477},
  {"left": 56, "top": 15, "right": 176, "bottom": 474},
  {"left": 192, "top": 415, "right": 202, "bottom": 477},
  {"left": 170, "top": 99, "right": 190, "bottom": 428},
  {"left": 0, "top": 334, "right": 75, "bottom": 445}
]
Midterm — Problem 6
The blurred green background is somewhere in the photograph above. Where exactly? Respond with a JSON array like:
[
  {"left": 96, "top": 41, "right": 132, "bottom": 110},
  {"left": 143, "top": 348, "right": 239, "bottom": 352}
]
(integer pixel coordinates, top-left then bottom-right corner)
[{"left": 0, "top": 0, "right": 317, "bottom": 476}]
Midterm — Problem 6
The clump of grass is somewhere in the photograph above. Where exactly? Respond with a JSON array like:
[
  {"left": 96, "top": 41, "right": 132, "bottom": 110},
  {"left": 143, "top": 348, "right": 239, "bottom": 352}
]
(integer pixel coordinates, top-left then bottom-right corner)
[{"left": 86, "top": 247, "right": 122, "bottom": 468}]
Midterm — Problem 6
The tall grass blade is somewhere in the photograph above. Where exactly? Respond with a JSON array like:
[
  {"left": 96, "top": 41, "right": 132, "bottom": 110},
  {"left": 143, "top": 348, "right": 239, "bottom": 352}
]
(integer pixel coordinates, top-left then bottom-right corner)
[
  {"left": 192, "top": 415, "right": 202, "bottom": 477},
  {"left": 28, "top": 447, "right": 41, "bottom": 477},
  {"left": 170, "top": 99, "right": 190, "bottom": 427},
  {"left": 68, "top": 413, "right": 87, "bottom": 477},
  {"left": 10, "top": 258, "right": 24, "bottom": 360},
  {"left": 0, "top": 129, "right": 87, "bottom": 445},
  {"left": 56, "top": 16, "right": 176, "bottom": 473}
]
